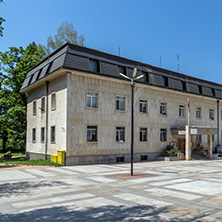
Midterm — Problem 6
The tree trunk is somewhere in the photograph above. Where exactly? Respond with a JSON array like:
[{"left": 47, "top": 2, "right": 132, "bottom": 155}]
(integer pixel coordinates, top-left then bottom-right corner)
[{"left": 2, "top": 130, "right": 7, "bottom": 153}]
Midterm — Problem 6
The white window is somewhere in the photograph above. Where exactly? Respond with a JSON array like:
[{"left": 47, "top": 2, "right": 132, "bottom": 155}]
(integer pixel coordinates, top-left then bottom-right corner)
[
  {"left": 41, "top": 97, "right": 45, "bottom": 113},
  {"left": 116, "top": 96, "right": 125, "bottom": 111},
  {"left": 209, "top": 109, "right": 214, "bottom": 120},
  {"left": 196, "top": 107, "right": 201, "bottom": 118},
  {"left": 87, "top": 92, "right": 98, "bottom": 108},
  {"left": 160, "top": 103, "right": 167, "bottom": 115},
  {"left": 41, "top": 127, "right": 45, "bottom": 143},
  {"left": 139, "top": 100, "right": 147, "bottom": 113},
  {"left": 51, "top": 126, "right": 56, "bottom": 143},
  {"left": 51, "top": 93, "right": 56, "bottom": 110},
  {"left": 89, "top": 60, "right": 98, "bottom": 72},
  {"left": 33, "top": 101, "right": 36, "bottom": 116},
  {"left": 179, "top": 105, "right": 185, "bottom": 117},
  {"left": 140, "top": 128, "right": 147, "bottom": 141},
  {"left": 196, "top": 135, "right": 202, "bottom": 142},
  {"left": 160, "top": 129, "right": 167, "bottom": 141},
  {"left": 116, "top": 127, "right": 125, "bottom": 142},
  {"left": 87, "top": 126, "right": 98, "bottom": 142},
  {"left": 32, "top": 128, "right": 36, "bottom": 143}
]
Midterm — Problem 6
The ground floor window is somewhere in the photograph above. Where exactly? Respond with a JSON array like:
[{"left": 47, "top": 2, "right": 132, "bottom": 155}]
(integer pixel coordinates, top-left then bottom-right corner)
[
  {"left": 32, "top": 128, "right": 36, "bottom": 143},
  {"left": 140, "top": 128, "right": 147, "bottom": 141},
  {"left": 160, "top": 129, "right": 167, "bottom": 141},
  {"left": 87, "top": 126, "right": 97, "bottom": 142},
  {"left": 116, "top": 127, "right": 125, "bottom": 142},
  {"left": 41, "top": 127, "right": 45, "bottom": 143},
  {"left": 51, "top": 126, "right": 56, "bottom": 143},
  {"left": 196, "top": 135, "right": 202, "bottom": 142}
]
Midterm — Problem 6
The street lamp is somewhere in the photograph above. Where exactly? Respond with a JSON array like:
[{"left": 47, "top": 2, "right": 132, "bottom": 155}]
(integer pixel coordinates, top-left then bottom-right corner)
[{"left": 119, "top": 68, "right": 144, "bottom": 176}]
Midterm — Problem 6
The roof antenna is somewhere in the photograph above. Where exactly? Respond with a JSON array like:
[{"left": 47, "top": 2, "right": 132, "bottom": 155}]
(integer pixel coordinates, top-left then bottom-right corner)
[
  {"left": 118, "top": 47, "right": 120, "bottom": 56},
  {"left": 160, "top": 56, "right": 162, "bottom": 68},
  {"left": 177, "top": 54, "right": 179, "bottom": 72}
]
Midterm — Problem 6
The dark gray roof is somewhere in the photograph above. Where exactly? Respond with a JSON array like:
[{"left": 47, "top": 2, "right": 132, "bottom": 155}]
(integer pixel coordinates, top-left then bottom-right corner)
[{"left": 20, "top": 42, "right": 222, "bottom": 99}]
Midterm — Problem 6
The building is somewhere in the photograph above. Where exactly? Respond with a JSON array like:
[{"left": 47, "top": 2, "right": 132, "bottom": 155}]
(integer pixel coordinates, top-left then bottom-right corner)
[{"left": 20, "top": 43, "right": 221, "bottom": 165}]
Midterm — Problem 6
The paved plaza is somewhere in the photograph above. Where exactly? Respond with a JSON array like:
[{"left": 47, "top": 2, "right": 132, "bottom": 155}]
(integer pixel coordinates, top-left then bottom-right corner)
[{"left": 1, "top": 159, "right": 222, "bottom": 221}]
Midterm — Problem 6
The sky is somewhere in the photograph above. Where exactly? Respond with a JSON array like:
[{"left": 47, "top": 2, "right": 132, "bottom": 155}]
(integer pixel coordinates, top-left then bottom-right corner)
[{"left": 1, "top": 0, "right": 222, "bottom": 84}]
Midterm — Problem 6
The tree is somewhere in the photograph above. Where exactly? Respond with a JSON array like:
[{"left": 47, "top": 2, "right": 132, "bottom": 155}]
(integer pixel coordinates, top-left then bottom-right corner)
[
  {"left": 39, "top": 22, "right": 85, "bottom": 56},
  {"left": 0, "top": 0, "right": 5, "bottom": 37},
  {"left": 0, "top": 43, "right": 44, "bottom": 151}
]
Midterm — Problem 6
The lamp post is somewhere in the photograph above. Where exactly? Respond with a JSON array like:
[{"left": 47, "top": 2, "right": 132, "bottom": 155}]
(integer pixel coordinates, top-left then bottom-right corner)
[{"left": 119, "top": 68, "right": 144, "bottom": 176}]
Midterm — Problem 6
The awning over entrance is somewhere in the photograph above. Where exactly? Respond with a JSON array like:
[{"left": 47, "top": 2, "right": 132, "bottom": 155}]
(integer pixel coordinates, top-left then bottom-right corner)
[{"left": 171, "top": 126, "right": 217, "bottom": 136}]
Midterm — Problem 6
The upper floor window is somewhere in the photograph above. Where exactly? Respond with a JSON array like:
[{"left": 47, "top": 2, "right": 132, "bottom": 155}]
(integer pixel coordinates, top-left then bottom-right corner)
[
  {"left": 160, "top": 103, "right": 167, "bottom": 115},
  {"left": 87, "top": 92, "right": 98, "bottom": 108},
  {"left": 116, "top": 96, "right": 125, "bottom": 111},
  {"left": 89, "top": 60, "right": 99, "bottom": 72},
  {"left": 118, "top": 66, "right": 125, "bottom": 74},
  {"left": 140, "top": 128, "right": 148, "bottom": 142},
  {"left": 51, "top": 93, "right": 56, "bottom": 110},
  {"left": 179, "top": 105, "right": 185, "bottom": 117},
  {"left": 196, "top": 107, "right": 201, "bottom": 119},
  {"left": 116, "top": 127, "right": 125, "bottom": 142},
  {"left": 41, "top": 97, "right": 45, "bottom": 113},
  {"left": 139, "top": 99, "right": 148, "bottom": 113},
  {"left": 87, "top": 126, "right": 98, "bottom": 142},
  {"left": 160, "top": 129, "right": 167, "bottom": 141},
  {"left": 209, "top": 109, "right": 214, "bottom": 120},
  {"left": 33, "top": 101, "right": 37, "bottom": 116},
  {"left": 51, "top": 126, "right": 56, "bottom": 143},
  {"left": 32, "top": 128, "right": 36, "bottom": 143}
]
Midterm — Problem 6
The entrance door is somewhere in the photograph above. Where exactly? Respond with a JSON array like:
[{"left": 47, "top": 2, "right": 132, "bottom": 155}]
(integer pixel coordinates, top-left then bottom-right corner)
[{"left": 178, "top": 138, "right": 185, "bottom": 153}]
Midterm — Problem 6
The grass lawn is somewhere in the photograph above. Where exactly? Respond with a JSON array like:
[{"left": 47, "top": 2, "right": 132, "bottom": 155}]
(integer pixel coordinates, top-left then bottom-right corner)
[{"left": 0, "top": 156, "right": 61, "bottom": 167}]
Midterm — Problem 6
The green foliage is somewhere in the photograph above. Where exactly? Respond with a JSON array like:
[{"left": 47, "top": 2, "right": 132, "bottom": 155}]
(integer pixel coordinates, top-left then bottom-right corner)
[
  {"left": 39, "top": 21, "right": 85, "bottom": 56},
  {"left": 0, "top": 0, "right": 5, "bottom": 37},
  {"left": 163, "top": 145, "right": 179, "bottom": 157},
  {"left": 0, "top": 42, "right": 44, "bottom": 150}
]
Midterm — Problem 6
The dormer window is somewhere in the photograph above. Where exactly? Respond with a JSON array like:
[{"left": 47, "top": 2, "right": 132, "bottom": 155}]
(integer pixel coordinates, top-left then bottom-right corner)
[
  {"left": 118, "top": 66, "right": 125, "bottom": 74},
  {"left": 89, "top": 60, "right": 99, "bottom": 72}
]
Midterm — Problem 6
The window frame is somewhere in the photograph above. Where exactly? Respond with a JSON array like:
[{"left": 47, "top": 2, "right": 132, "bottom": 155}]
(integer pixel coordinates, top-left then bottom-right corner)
[
  {"left": 160, "top": 103, "right": 167, "bottom": 115},
  {"left": 41, "top": 97, "right": 46, "bottom": 113},
  {"left": 51, "top": 93, "right": 56, "bottom": 111},
  {"left": 196, "top": 107, "right": 202, "bottom": 119},
  {"left": 160, "top": 128, "right": 167, "bottom": 142},
  {"left": 140, "top": 128, "right": 148, "bottom": 142},
  {"left": 116, "top": 127, "right": 125, "bottom": 142},
  {"left": 179, "top": 105, "right": 185, "bottom": 117},
  {"left": 86, "top": 91, "right": 98, "bottom": 109},
  {"left": 89, "top": 59, "right": 99, "bottom": 72},
  {"left": 33, "top": 100, "right": 37, "bottom": 116},
  {"left": 116, "top": 95, "right": 126, "bottom": 111},
  {"left": 87, "top": 126, "right": 98, "bottom": 142},
  {"left": 32, "top": 128, "right": 36, "bottom": 143},
  {"left": 139, "top": 99, "right": 148, "bottom": 113},
  {"left": 51, "top": 126, "right": 56, "bottom": 144}
]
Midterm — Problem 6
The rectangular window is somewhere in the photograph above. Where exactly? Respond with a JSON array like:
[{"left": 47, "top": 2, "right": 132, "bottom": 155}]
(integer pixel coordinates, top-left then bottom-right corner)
[
  {"left": 41, "top": 97, "right": 45, "bottom": 113},
  {"left": 179, "top": 105, "right": 185, "bottom": 117},
  {"left": 116, "top": 96, "right": 125, "bottom": 111},
  {"left": 86, "top": 92, "right": 98, "bottom": 108},
  {"left": 160, "top": 103, "right": 167, "bottom": 115},
  {"left": 51, "top": 93, "right": 56, "bottom": 110},
  {"left": 140, "top": 128, "right": 148, "bottom": 141},
  {"left": 141, "top": 72, "right": 148, "bottom": 82},
  {"left": 51, "top": 126, "right": 56, "bottom": 143},
  {"left": 41, "top": 127, "right": 45, "bottom": 143},
  {"left": 196, "top": 107, "right": 201, "bottom": 118},
  {"left": 89, "top": 60, "right": 98, "bottom": 72},
  {"left": 139, "top": 99, "right": 148, "bottom": 113},
  {"left": 212, "top": 135, "right": 215, "bottom": 142},
  {"left": 221, "top": 111, "right": 222, "bottom": 121},
  {"left": 33, "top": 101, "right": 36, "bottom": 116},
  {"left": 209, "top": 109, "right": 214, "bottom": 120},
  {"left": 160, "top": 129, "right": 167, "bottom": 141},
  {"left": 118, "top": 66, "right": 125, "bottom": 74},
  {"left": 32, "top": 128, "right": 36, "bottom": 143},
  {"left": 116, "top": 127, "right": 125, "bottom": 142},
  {"left": 196, "top": 135, "right": 202, "bottom": 142},
  {"left": 87, "top": 126, "right": 98, "bottom": 142}
]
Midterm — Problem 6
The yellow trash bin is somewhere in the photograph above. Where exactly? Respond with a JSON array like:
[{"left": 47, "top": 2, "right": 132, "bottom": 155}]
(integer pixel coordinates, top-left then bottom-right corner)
[
  {"left": 51, "top": 155, "right": 57, "bottom": 164},
  {"left": 57, "top": 150, "right": 66, "bottom": 166}
]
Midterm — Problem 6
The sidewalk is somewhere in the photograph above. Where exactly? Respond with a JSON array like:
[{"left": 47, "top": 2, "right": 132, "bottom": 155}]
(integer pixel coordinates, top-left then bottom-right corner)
[{"left": 0, "top": 160, "right": 222, "bottom": 221}]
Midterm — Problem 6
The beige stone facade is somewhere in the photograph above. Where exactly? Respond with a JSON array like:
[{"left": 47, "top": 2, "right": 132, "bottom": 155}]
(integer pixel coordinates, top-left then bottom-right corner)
[{"left": 26, "top": 69, "right": 220, "bottom": 165}]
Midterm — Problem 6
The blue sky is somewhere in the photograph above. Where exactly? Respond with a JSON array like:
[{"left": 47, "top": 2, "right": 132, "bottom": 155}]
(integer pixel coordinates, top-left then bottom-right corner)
[{"left": 1, "top": 0, "right": 222, "bottom": 83}]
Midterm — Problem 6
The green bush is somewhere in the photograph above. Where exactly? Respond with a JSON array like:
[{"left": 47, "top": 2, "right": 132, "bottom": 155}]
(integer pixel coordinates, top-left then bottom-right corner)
[{"left": 163, "top": 145, "right": 179, "bottom": 157}]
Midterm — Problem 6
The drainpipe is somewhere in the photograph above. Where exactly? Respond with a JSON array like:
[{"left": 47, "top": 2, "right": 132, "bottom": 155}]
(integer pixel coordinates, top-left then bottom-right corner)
[
  {"left": 217, "top": 100, "right": 219, "bottom": 145},
  {"left": 45, "top": 81, "right": 49, "bottom": 160}
]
